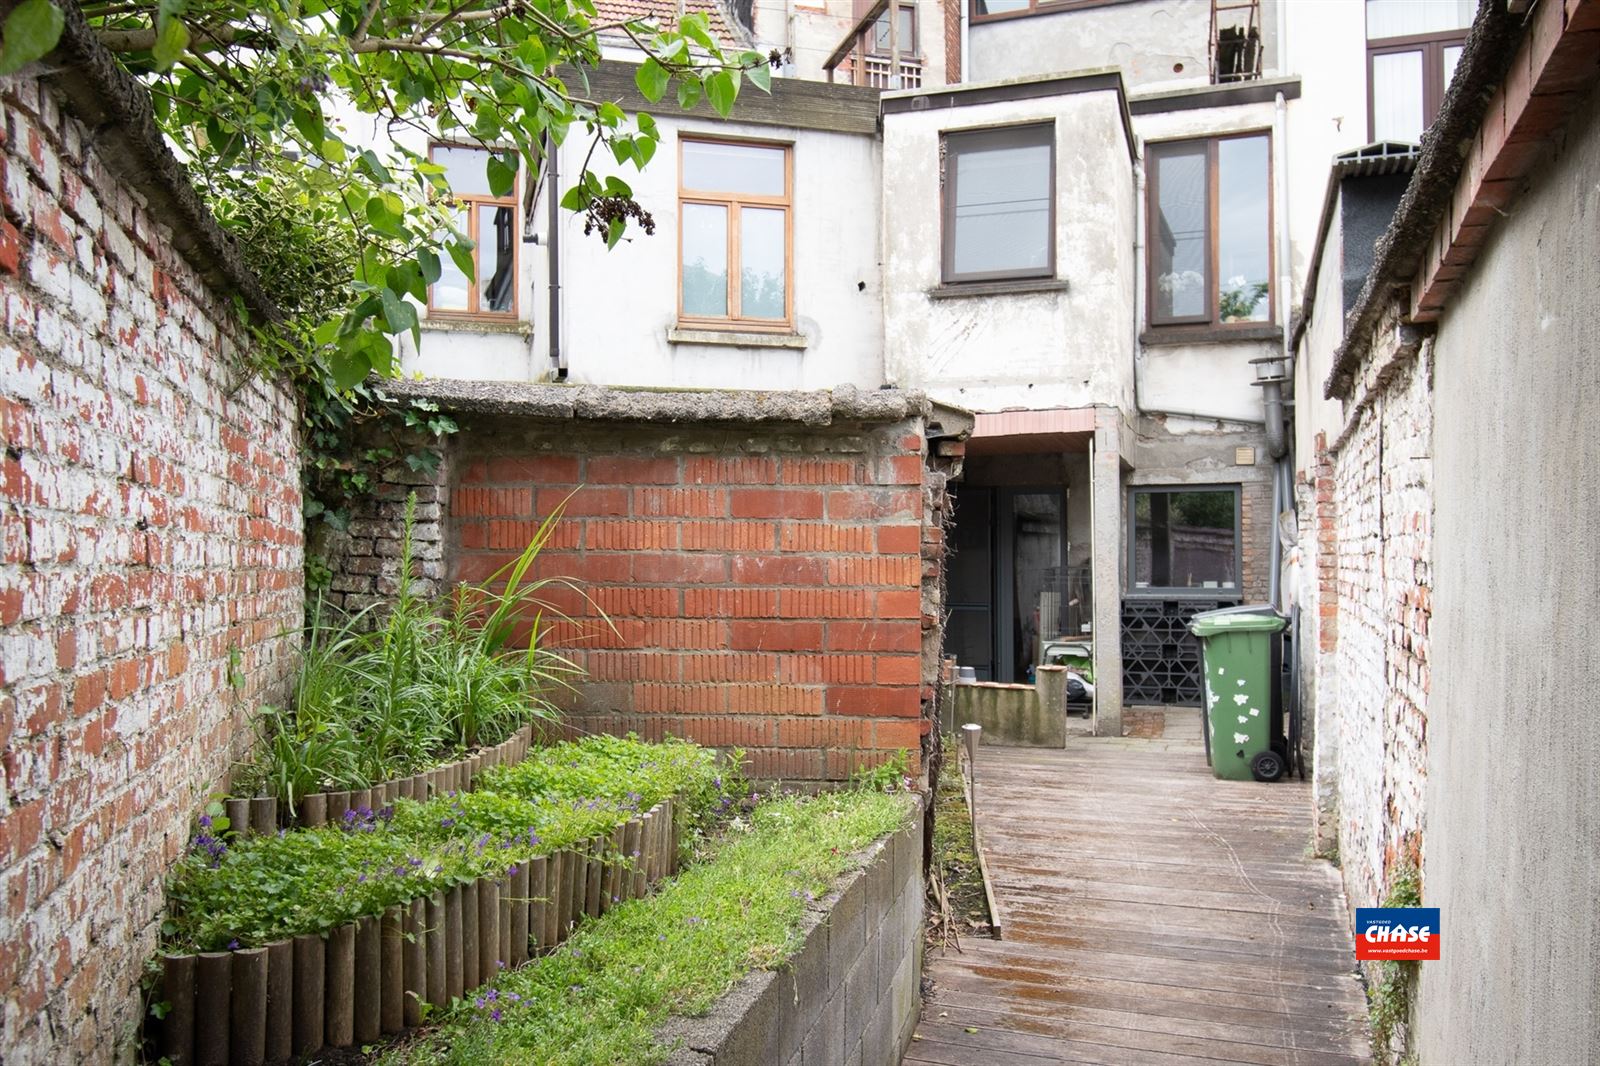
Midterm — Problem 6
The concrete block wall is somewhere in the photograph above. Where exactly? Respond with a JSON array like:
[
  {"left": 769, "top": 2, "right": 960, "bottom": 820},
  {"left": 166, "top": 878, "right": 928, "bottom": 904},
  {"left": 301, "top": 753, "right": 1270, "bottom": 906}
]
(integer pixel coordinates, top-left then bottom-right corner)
[
  {"left": 0, "top": 74, "right": 303, "bottom": 1062},
  {"left": 447, "top": 416, "right": 933, "bottom": 782},
  {"left": 660, "top": 802, "right": 924, "bottom": 1065}
]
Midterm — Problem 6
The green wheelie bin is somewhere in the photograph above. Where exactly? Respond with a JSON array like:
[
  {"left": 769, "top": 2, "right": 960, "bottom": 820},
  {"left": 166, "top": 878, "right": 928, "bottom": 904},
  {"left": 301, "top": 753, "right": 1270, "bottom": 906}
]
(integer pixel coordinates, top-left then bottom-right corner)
[{"left": 1190, "top": 605, "right": 1288, "bottom": 782}]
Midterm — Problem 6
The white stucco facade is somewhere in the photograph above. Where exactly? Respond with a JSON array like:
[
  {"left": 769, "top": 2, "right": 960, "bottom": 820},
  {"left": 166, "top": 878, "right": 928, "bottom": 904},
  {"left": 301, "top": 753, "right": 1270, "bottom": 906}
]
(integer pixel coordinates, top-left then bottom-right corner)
[{"left": 880, "top": 77, "right": 1137, "bottom": 414}]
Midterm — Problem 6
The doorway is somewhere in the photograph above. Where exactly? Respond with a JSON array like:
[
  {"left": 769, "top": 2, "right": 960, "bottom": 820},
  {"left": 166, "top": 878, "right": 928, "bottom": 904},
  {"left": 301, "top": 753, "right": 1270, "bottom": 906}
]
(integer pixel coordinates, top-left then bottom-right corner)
[{"left": 946, "top": 486, "right": 1071, "bottom": 683}]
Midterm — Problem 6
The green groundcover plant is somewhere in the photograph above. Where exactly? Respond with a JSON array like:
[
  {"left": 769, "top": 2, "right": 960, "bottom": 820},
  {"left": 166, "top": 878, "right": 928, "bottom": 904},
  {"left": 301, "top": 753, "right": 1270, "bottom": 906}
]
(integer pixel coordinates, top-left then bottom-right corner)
[
  {"left": 167, "top": 735, "right": 730, "bottom": 953},
  {"left": 386, "top": 789, "right": 912, "bottom": 1066},
  {"left": 234, "top": 495, "right": 583, "bottom": 813}
]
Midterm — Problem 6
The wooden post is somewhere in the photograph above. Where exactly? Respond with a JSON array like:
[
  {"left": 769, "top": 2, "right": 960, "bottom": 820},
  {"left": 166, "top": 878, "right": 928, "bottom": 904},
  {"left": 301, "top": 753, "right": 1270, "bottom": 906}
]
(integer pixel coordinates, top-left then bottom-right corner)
[
  {"left": 445, "top": 885, "right": 464, "bottom": 1000},
  {"left": 354, "top": 914, "right": 381, "bottom": 1044},
  {"left": 461, "top": 879, "right": 480, "bottom": 991},
  {"left": 327, "top": 790, "right": 351, "bottom": 827},
  {"left": 251, "top": 796, "right": 277, "bottom": 836},
  {"left": 567, "top": 843, "right": 585, "bottom": 931},
  {"left": 324, "top": 922, "right": 355, "bottom": 1047},
  {"left": 529, "top": 855, "right": 550, "bottom": 954},
  {"left": 624, "top": 819, "right": 645, "bottom": 900},
  {"left": 264, "top": 940, "right": 293, "bottom": 1066},
  {"left": 638, "top": 811, "right": 655, "bottom": 891},
  {"left": 479, "top": 878, "right": 501, "bottom": 983},
  {"left": 300, "top": 793, "right": 326, "bottom": 828},
  {"left": 549, "top": 851, "right": 569, "bottom": 944},
  {"left": 159, "top": 954, "right": 196, "bottom": 1066},
  {"left": 194, "top": 952, "right": 232, "bottom": 1066},
  {"left": 225, "top": 798, "right": 251, "bottom": 839},
  {"left": 404, "top": 899, "right": 428, "bottom": 1026},
  {"left": 509, "top": 863, "right": 530, "bottom": 966},
  {"left": 425, "top": 893, "right": 446, "bottom": 1009},
  {"left": 380, "top": 906, "right": 405, "bottom": 1034},
  {"left": 584, "top": 839, "right": 603, "bottom": 918},
  {"left": 229, "top": 946, "right": 268, "bottom": 1066},
  {"left": 600, "top": 826, "right": 623, "bottom": 913}
]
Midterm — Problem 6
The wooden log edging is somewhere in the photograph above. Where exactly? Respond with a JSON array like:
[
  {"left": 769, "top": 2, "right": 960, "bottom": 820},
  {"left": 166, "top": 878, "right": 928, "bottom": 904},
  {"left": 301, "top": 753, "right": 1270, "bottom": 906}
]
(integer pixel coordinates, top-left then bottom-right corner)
[
  {"left": 223, "top": 724, "right": 539, "bottom": 837},
  {"left": 155, "top": 799, "right": 682, "bottom": 1065}
]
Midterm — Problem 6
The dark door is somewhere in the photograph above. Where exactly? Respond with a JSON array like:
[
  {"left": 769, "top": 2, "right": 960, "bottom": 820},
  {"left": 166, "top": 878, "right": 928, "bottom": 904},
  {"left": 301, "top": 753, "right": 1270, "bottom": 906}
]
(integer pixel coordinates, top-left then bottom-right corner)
[{"left": 945, "top": 486, "right": 1067, "bottom": 684}]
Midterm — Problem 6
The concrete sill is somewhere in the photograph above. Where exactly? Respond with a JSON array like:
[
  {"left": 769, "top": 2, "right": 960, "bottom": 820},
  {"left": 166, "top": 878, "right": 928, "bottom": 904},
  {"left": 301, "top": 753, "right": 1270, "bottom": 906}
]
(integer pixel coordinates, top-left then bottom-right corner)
[
  {"left": 666, "top": 327, "right": 808, "bottom": 350},
  {"left": 1141, "top": 323, "right": 1283, "bottom": 346},
  {"left": 928, "top": 278, "right": 1069, "bottom": 300},
  {"left": 421, "top": 318, "right": 532, "bottom": 337}
]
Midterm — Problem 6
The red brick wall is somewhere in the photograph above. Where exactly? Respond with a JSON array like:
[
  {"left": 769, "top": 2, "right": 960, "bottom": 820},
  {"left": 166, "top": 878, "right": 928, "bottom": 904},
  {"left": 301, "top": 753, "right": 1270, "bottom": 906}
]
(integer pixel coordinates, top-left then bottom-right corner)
[
  {"left": 0, "top": 76, "right": 302, "bottom": 1060},
  {"left": 450, "top": 419, "right": 929, "bottom": 781},
  {"left": 944, "top": 0, "right": 962, "bottom": 83}
]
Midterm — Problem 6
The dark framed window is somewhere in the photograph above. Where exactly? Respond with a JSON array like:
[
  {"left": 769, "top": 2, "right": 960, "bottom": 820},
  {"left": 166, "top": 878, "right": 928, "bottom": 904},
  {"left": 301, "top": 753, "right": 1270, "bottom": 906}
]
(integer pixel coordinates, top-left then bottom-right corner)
[
  {"left": 1147, "top": 132, "right": 1271, "bottom": 329},
  {"left": 678, "top": 136, "right": 793, "bottom": 330},
  {"left": 868, "top": 4, "right": 916, "bottom": 54},
  {"left": 941, "top": 123, "right": 1055, "bottom": 284},
  {"left": 971, "top": 0, "right": 1134, "bottom": 22},
  {"left": 1365, "top": 0, "right": 1470, "bottom": 142},
  {"left": 1129, "top": 487, "right": 1241, "bottom": 595},
  {"left": 429, "top": 144, "right": 518, "bottom": 318}
]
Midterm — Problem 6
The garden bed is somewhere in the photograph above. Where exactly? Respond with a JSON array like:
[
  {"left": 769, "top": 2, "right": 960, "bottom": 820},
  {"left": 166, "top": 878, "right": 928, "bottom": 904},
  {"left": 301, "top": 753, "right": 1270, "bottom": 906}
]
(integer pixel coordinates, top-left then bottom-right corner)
[
  {"left": 385, "top": 789, "right": 918, "bottom": 1066},
  {"left": 148, "top": 735, "right": 728, "bottom": 1065}
]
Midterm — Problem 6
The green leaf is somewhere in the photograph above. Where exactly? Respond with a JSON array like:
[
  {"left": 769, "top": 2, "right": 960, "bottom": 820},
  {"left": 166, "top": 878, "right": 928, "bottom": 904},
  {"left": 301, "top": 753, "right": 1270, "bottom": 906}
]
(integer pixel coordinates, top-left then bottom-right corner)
[
  {"left": 676, "top": 77, "right": 702, "bottom": 111},
  {"left": 152, "top": 14, "right": 190, "bottom": 71},
  {"left": 447, "top": 240, "right": 477, "bottom": 284},
  {"left": 605, "top": 216, "right": 626, "bottom": 250},
  {"left": 598, "top": 101, "right": 625, "bottom": 126},
  {"left": 358, "top": 149, "right": 393, "bottom": 185},
  {"left": 417, "top": 248, "right": 442, "bottom": 286},
  {"left": 291, "top": 106, "right": 325, "bottom": 148},
  {"left": 379, "top": 289, "right": 417, "bottom": 335},
  {"left": 744, "top": 57, "right": 772, "bottom": 94},
  {"left": 679, "top": 15, "right": 716, "bottom": 52},
  {"left": 0, "top": 0, "right": 64, "bottom": 76},
  {"left": 634, "top": 59, "right": 670, "bottom": 104},
  {"left": 707, "top": 71, "right": 739, "bottom": 118},
  {"left": 486, "top": 154, "right": 517, "bottom": 197},
  {"left": 559, "top": 185, "right": 587, "bottom": 212},
  {"left": 328, "top": 345, "right": 372, "bottom": 391}
]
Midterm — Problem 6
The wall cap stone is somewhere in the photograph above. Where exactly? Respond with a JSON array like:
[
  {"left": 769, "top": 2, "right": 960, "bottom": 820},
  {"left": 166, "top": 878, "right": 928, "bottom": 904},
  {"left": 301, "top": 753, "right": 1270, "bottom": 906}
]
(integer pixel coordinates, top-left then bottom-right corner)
[{"left": 383, "top": 378, "right": 937, "bottom": 426}]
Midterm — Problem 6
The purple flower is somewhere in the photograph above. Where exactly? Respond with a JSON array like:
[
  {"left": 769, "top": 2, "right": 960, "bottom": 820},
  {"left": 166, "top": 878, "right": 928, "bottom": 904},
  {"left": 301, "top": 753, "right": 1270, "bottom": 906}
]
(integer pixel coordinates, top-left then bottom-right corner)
[
  {"left": 490, "top": 1008, "right": 502, "bottom": 1022},
  {"left": 198, "top": 814, "right": 213, "bottom": 829},
  {"left": 227, "top": 939, "right": 240, "bottom": 950}
]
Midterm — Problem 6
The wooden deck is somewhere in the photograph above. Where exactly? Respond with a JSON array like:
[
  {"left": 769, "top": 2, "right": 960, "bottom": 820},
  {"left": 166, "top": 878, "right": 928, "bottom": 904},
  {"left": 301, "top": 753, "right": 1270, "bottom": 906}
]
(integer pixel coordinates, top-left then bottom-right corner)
[{"left": 908, "top": 711, "right": 1371, "bottom": 1066}]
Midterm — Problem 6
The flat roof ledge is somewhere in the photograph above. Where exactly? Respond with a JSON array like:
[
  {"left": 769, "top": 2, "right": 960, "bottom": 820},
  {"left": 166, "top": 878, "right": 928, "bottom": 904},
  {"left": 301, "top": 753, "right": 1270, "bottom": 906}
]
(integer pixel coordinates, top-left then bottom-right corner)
[{"left": 382, "top": 378, "right": 934, "bottom": 427}]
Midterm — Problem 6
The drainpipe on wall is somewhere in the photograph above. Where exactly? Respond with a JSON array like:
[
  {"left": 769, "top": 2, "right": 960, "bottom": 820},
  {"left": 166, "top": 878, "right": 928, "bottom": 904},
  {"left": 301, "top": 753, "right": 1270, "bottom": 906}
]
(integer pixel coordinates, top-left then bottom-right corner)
[
  {"left": 1258, "top": 88, "right": 1294, "bottom": 606},
  {"left": 547, "top": 137, "right": 566, "bottom": 381}
]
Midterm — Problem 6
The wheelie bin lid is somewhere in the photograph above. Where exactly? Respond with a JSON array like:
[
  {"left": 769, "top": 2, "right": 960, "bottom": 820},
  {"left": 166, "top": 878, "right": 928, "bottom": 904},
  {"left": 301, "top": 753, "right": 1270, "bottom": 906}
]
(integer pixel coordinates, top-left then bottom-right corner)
[{"left": 1188, "top": 604, "right": 1288, "bottom": 637}]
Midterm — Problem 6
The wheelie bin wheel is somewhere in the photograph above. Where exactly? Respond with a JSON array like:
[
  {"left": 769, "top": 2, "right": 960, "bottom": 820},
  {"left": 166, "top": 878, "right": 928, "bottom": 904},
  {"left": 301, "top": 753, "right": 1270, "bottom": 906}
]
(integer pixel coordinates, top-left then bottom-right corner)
[{"left": 1250, "top": 750, "right": 1285, "bottom": 782}]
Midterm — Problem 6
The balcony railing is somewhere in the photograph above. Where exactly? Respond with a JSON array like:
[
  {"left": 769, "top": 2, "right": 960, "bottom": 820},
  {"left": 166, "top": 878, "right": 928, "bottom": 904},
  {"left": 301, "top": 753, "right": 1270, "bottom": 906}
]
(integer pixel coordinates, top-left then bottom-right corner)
[{"left": 859, "top": 54, "right": 923, "bottom": 90}]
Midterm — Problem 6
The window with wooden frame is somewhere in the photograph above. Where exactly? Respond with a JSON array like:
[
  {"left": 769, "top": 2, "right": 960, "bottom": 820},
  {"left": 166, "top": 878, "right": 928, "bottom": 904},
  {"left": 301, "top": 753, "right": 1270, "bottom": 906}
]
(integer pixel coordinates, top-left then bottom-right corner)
[
  {"left": 941, "top": 123, "right": 1055, "bottom": 284},
  {"left": 428, "top": 144, "right": 518, "bottom": 318},
  {"left": 1365, "top": 0, "right": 1471, "bottom": 142},
  {"left": 970, "top": 0, "right": 1134, "bottom": 23},
  {"left": 1128, "top": 486, "right": 1241, "bottom": 596},
  {"left": 1147, "top": 133, "right": 1271, "bottom": 330},
  {"left": 677, "top": 137, "right": 793, "bottom": 330},
  {"left": 867, "top": 3, "right": 916, "bottom": 55}
]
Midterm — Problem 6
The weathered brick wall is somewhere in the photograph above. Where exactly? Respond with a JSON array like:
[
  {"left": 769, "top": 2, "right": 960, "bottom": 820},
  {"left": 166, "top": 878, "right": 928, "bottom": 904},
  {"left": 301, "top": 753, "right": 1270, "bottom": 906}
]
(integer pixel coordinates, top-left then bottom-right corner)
[
  {"left": 0, "top": 75, "right": 302, "bottom": 1062},
  {"left": 448, "top": 415, "right": 929, "bottom": 781},
  {"left": 1295, "top": 432, "right": 1339, "bottom": 852},
  {"left": 1325, "top": 321, "right": 1432, "bottom": 925}
]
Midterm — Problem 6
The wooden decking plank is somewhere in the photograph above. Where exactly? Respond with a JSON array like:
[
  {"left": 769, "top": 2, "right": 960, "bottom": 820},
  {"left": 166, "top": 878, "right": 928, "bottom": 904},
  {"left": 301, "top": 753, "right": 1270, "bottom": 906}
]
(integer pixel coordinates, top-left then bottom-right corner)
[
  {"left": 915, "top": 1002, "right": 1368, "bottom": 1066},
  {"left": 925, "top": 983, "right": 1367, "bottom": 1053},
  {"left": 909, "top": 729, "right": 1370, "bottom": 1065}
]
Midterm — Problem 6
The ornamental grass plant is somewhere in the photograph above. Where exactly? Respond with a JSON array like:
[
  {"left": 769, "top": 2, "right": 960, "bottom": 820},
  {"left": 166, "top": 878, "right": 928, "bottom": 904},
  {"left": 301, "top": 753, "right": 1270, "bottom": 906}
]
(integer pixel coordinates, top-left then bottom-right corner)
[{"left": 237, "top": 494, "right": 586, "bottom": 814}]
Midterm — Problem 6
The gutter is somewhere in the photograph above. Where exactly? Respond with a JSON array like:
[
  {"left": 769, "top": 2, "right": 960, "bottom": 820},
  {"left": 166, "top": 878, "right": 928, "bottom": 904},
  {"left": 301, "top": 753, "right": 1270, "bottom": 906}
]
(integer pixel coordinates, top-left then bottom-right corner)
[{"left": 1323, "top": 0, "right": 1523, "bottom": 401}]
